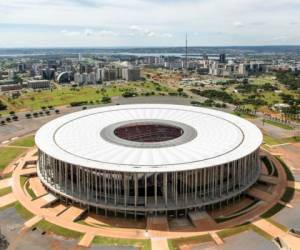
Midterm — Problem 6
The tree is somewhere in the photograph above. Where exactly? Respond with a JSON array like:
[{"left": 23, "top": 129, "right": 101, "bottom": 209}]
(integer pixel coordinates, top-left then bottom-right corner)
[
  {"left": 177, "top": 88, "right": 184, "bottom": 93},
  {"left": 0, "top": 228, "right": 9, "bottom": 249},
  {"left": 0, "top": 101, "right": 7, "bottom": 111},
  {"left": 101, "top": 96, "right": 111, "bottom": 104},
  {"left": 9, "top": 111, "right": 15, "bottom": 116}
]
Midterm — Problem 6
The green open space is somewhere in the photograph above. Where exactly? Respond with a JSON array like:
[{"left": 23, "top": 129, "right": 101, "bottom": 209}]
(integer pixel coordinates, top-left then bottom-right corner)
[
  {"left": 168, "top": 234, "right": 212, "bottom": 250},
  {"left": 261, "top": 156, "right": 278, "bottom": 176},
  {"left": 0, "top": 81, "right": 174, "bottom": 115},
  {"left": 264, "top": 119, "right": 294, "bottom": 130},
  {"left": 0, "top": 202, "right": 17, "bottom": 212},
  {"left": 251, "top": 224, "right": 274, "bottom": 240},
  {"left": 92, "top": 236, "right": 151, "bottom": 250},
  {"left": 10, "top": 135, "right": 35, "bottom": 147},
  {"left": 265, "top": 218, "right": 289, "bottom": 232},
  {"left": 35, "top": 219, "right": 84, "bottom": 239},
  {"left": 217, "top": 223, "right": 251, "bottom": 239},
  {"left": 14, "top": 202, "right": 35, "bottom": 220},
  {"left": 263, "top": 135, "right": 300, "bottom": 146},
  {"left": 0, "top": 187, "right": 12, "bottom": 197},
  {"left": 0, "top": 147, "right": 27, "bottom": 170},
  {"left": 25, "top": 181, "right": 37, "bottom": 199},
  {"left": 276, "top": 157, "right": 295, "bottom": 181},
  {"left": 281, "top": 187, "right": 295, "bottom": 203},
  {"left": 261, "top": 203, "right": 285, "bottom": 219}
]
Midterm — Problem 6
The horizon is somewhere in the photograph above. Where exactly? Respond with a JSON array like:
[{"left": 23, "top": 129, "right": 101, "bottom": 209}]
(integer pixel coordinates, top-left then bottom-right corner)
[{"left": 1, "top": 45, "right": 300, "bottom": 50}]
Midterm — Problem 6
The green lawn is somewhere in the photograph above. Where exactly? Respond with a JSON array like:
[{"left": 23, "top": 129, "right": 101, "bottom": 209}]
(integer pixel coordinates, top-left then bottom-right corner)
[
  {"left": 93, "top": 236, "right": 151, "bottom": 250},
  {"left": 260, "top": 203, "right": 285, "bottom": 219},
  {"left": 35, "top": 220, "right": 83, "bottom": 239},
  {"left": 264, "top": 119, "right": 294, "bottom": 130},
  {"left": 217, "top": 224, "right": 251, "bottom": 239},
  {"left": 0, "top": 81, "right": 174, "bottom": 114},
  {"left": 251, "top": 224, "right": 274, "bottom": 240},
  {"left": 276, "top": 157, "right": 295, "bottom": 181},
  {"left": 261, "top": 156, "right": 278, "bottom": 176},
  {"left": 0, "top": 187, "right": 12, "bottom": 197},
  {"left": 263, "top": 135, "right": 300, "bottom": 145},
  {"left": 25, "top": 181, "right": 37, "bottom": 199},
  {"left": 281, "top": 187, "right": 295, "bottom": 203},
  {"left": 0, "top": 147, "right": 27, "bottom": 170},
  {"left": 10, "top": 135, "right": 35, "bottom": 147},
  {"left": 266, "top": 218, "right": 289, "bottom": 232},
  {"left": 0, "top": 202, "right": 17, "bottom": 212},
  {"left": 15, "top": 202, "right": 34, "bottom": 220}
]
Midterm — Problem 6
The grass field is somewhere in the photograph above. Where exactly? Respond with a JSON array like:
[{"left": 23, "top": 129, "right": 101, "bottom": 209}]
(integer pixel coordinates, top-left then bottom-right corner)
[
  {"left": 0, "top": 187, "right": 12, "bottom": 197},
  {"left": 15, "top": 202, "right": 34, "bottom": 220},
  {"left": 93, "top": 236, "right": 151, "bottom": 250},
  {"left": 0, "top": 147, "right": 27, "bottom": 170},
  {"left": 10, "top": 135, "right": 35, "bottom": 147},
  {"left": 251, "top": 224, "right": 274, "bottom": 240},
  {"left": 264, "top": 119, "right": 294, "bottom": 130},
  {"left": 35, "top": 219, "right": 83, "bottom": 239},
  {"left": 266, "top": 218, "right": 289, "bottom": 232},
  {"left": 217, "top": 224, "right": 251, "bottom": 239},
  {"left": 277, "top": 157, "right": 295, "bottom": 181},
  {"left": 263, "top": 135, "right": 300, "bottom": 145},
  {"left": 261, "top": 203, "right": 285, "bottom": 219},
  {"left": 0, "top": 81, "right": 174, "bottom": 115}
]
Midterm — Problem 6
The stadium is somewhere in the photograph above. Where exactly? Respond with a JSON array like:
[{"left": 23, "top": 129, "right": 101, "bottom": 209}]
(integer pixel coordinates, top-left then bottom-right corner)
[{"left": 35, "top": 104, "right": 263, "bottom": 218}]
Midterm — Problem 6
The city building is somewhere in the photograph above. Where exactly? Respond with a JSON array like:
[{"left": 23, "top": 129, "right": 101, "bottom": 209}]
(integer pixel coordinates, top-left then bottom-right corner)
[
  {"left": 35, "top": 104, "right": 262, "bottom": 218},
  {"left": 122, "top": 67, "right": 141, "bottom": 81},
  {"left": 57, "top": 72, "right": 72, "bottom": 84},
  {"left": 42, "top": 68, "right": 55, "bottom": 80},
  {"left": 27, "top": 80, "right": 50, "bottom": 89}
]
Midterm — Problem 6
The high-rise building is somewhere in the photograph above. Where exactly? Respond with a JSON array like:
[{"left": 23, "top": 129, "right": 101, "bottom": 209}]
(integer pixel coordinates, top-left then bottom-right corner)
[
  {"left": 219, "top": 53, "right": 226, "bottom": 63},
  {"left": 122, "top": 67, "right": 141, "bottom": 81},
  {"left": 42, "top": 68, "right": 55, "bottom": 80}
]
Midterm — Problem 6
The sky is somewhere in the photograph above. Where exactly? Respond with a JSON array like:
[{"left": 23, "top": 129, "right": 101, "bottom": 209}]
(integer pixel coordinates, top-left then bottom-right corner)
[{"left": 0, "top": 0, "right": 300, "bottom": 47}]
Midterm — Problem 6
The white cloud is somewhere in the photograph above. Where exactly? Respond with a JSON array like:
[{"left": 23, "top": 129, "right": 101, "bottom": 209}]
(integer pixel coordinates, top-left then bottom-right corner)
[
  {"left": 233, "top": 21, "right": 244, "bottom": 28},
  {"left": 129, "top": 25, "right": 173, "bottom": 38}
]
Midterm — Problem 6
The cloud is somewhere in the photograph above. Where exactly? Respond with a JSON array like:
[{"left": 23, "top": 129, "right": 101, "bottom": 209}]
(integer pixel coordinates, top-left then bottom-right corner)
[
  {"left": 61, "top": 30, "right": 81, "bottom": 36},
  {"left": 233, "top": 21, "right": 244, "bottom": 28},
  {"left": 84, "top": 29, "right": 94, "bottom": 36},
  {"left": 61, "top": 28, "right": 118, "bottom": 37},
  {"left": 129, "top": 25, "right": 173, "bottom": 38}
]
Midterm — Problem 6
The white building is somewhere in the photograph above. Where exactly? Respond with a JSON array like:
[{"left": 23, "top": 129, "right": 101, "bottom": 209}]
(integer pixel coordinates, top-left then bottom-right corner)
[{"left": 27, "top": 80, "right": 50, "bottom": 89}]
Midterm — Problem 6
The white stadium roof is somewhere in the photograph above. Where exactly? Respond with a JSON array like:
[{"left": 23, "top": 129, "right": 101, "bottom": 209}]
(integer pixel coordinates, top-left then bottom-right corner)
[{"left": 35, "top": 104, "right": 263, "bottom": 173}]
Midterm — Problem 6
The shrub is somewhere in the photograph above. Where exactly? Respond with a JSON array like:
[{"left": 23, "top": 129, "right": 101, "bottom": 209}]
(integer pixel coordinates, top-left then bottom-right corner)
[
  {"left": 122, "top": 91, "right": 138, "bottom": 98},
  {"left": 70, "top": 101, "right": 88, "bottom": 107},
  {"left": 101, "top": 96, "right": 111, "bottom": 104}
]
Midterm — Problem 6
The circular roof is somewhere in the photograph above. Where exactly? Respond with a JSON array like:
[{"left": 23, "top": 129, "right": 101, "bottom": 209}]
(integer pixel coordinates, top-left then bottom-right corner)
[{"left": 35, "top": 104, "right": 262, "bottom": 172}]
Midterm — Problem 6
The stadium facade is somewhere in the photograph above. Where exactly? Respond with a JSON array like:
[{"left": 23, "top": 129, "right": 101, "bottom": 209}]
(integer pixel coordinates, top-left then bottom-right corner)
[{"left": 35, "top": 104, "right": 263, "bottom": 217}]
